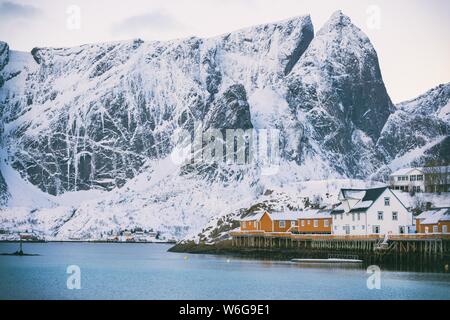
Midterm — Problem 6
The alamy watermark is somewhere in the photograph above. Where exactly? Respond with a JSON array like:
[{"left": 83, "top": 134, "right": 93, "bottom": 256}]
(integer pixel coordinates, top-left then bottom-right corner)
[
  {"left": 66, "top": 265, "right": 81, "bottom": 290},
  {"left": 66, "top": 5, "right": 82, "bottom": 30},
  {"left": 170, "top": 121, "right": 283, "bottom": 176},
  {"left": 366, "top": 265, "right": 381, "bottom": 290},
  {"left": 366, "top": 5, "right": 382, "bottom": 30}
]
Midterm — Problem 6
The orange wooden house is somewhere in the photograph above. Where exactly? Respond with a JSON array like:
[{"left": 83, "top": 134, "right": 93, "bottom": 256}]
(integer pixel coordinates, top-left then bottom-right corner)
[
  {"left": 240, "top": 211, "right": 303, "bottom": 233},
  {"left": 296, "top": 209, "right": 333, "bottom": 234},
  {"left": 240, "top": 211, "right": 273, "bottom": 232},
  {"left": 415, "top": 208, "right": 450, "bottom": 234},
  {"left": 270, "top": 212, "right": 303, "bottom": 232}
]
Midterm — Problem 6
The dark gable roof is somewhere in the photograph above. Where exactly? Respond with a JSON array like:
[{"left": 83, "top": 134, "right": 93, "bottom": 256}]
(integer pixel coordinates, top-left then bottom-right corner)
[
  {"left": 333, "top": 187, "right": 391, "bottom": 214},
  {"left": 361, "top": 187, "right": 389, "bottom": 202}
]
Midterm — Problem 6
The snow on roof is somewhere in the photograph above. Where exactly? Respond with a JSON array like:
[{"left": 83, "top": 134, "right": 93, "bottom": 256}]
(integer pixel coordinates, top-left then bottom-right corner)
[
  {"left": 352, "top": 200, "right": 373, "bottom": 210},
  {"left": 241, "top": 211, "right": 267, "bottom": 221},
  {"left": 418, "top": 208, "right": 450, "bottom": 225},
  {"left": 298, "top": 209, "right": 332, "bottom": 219},
  {"left": 391, "top": 166, "right": 450, "bottom": 176},
  {"left": 333, "top": 187, "right": 391, "bottom": 213},
  {"left": 270, "top": 211, "right": 303, "bottom": 221},
  {"left": 341, "top": 189, "right": 366, "bottom": 200},
  {"left": 390, "top": 167, "right": 420, "bottom": 176}
]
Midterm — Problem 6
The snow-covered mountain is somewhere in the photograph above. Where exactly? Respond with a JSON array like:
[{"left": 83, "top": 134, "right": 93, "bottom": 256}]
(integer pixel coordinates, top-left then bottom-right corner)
[{"left": 0, "top": 11, "right": 448, "bottom": 241}]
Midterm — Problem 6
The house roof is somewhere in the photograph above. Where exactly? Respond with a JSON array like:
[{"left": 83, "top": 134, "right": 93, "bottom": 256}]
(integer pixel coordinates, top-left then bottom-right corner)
[
  {"left": 416, "top": 208, "right": 450, "bottom": 225},
  {"left": 332, "top": 187, "right": 401, "bottom": 214},
  {"left": 270, "top": 211, "right": 303, "bottom": 221},
  {"left": 298, "top": 209, "right": 332, "bottom": 219},
  {"left": 391, "top": 166, "right": 450, "bottom": 176},
  {"left": 240, "top": 211, "right": 267, "bottom": 222}
]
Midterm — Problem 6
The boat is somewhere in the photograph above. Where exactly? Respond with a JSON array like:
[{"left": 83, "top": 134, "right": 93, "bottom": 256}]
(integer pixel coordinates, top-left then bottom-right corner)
[{"left": 291, "top": 258, "right": 363, "bottom": 264}]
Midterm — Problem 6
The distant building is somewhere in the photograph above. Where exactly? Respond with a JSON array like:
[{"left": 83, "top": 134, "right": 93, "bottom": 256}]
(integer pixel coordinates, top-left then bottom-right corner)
[
  {"left": 389, "top": 166, "right": 450, "bottom": 193},
  {"left": 296, "top": 209, "right": 332, "bottom": 234},
  {"left": 415, "top": 208, "right": 450, "bottom": 234},
  {"left": 331, "top": 187, "right": 412, "bottom": 236}
]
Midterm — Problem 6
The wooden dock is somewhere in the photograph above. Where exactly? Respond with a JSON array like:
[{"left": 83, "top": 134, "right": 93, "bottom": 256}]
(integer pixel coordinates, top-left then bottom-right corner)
[{"left": 229, "top": 231, "right": 450, "bottom": 257}]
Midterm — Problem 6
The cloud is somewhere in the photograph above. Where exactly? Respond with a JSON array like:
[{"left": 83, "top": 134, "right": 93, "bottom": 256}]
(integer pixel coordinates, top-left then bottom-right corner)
[
  {"left": 0, "top": 1, "right": 41, "bottom": 20},
  {"left": 111, "top": 10, "right": 184, "bottom": 36}
]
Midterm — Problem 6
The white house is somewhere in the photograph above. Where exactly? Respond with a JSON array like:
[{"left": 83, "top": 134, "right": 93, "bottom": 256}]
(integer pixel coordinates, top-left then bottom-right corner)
[
  {"left": 331, "top": 187, "right": 412, "bottom": 236},
  {"left": 389, "top": 168, "right": 425, "bottom": 193},
  {"left": 389, "top": 166, "right": 450, "bottom": 193}
]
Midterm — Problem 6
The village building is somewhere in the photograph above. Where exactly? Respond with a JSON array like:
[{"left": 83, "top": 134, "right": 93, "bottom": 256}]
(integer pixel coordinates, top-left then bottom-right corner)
[
  {"left": 296, "top": 209, "right": 333, "bottom": 234},
  {"left": 239, "top": 211, "right": 303, "bottom": 233},
  {"left": 415, "top": 208, "right": 450, "bottom": 234},
  {"left": 240, "top": 211, "right": 273, "bottom": 232},
  {"left": 389, "top": 166, "right": 450, "bottom": 193},
  {"left": 331, "top": 187, "right": 412, "bottom": 236},
  {"left": 270, "top": 212, "right": 303, "bottom": 232}
]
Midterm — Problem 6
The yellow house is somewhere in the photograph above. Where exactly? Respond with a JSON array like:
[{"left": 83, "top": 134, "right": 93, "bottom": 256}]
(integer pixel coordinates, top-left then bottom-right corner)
[
  {"left": 268, "top": 212, "right": 303, "bottom": 233},
  {"left": 240, "top": 211, "right": 273, "bottom": 232},
  {"left": 296, "top": 209, "right": 332, "bottom": 234},
  {"left": 416, "top": 208, "right": 450, "bottom": 234}
]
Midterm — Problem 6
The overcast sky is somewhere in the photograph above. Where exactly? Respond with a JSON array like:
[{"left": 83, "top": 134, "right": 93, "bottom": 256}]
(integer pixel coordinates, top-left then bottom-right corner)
[{"left": 0, "top": 0, "right": 449, "bottom": 103}]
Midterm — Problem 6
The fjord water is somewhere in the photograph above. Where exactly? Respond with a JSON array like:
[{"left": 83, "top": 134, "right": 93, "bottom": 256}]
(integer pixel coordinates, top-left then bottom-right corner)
[{"left": 0, "top": 243, "right": 449, "bottom": 300}]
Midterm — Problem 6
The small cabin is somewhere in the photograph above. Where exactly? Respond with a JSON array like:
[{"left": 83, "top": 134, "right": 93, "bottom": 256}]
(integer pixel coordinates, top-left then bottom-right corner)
[
  {"left": 240, "top": 211, "right": 273, "bottom": 232},
  {"left": 415, "top": 208, "right": 450, "bottom": 234}
]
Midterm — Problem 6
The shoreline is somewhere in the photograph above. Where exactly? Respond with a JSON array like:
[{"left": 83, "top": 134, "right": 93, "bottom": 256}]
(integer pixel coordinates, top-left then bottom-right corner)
[
  {"left": 0, "top": 240, "right": 176, "bottom": 245},
  {"left": 169, "top": 240, "right": 450, "bottom": 273}
]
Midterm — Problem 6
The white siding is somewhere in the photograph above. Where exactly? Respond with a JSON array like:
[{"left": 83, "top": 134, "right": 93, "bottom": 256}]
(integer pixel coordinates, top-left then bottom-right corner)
[{"left": 332, "top": 189, "right": 412, "bottom": 236}]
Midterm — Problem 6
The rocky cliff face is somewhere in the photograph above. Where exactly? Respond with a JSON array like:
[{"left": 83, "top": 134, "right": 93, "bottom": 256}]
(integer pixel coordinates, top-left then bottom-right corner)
[
  {"left": 285, "top": 11, "right": 394, "bottom": 177},
  {"left": 0, "top": 12, "right": 448, "bottom": 240},
  {"left": 376, "top": 83, "right": 450, "bottom": 170}
]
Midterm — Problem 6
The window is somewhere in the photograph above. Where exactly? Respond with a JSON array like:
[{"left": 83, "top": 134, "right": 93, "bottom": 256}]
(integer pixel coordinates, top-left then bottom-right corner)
[
  {"left": 352, "top": 226, "right": 356, "bottom": 230},
  {"left": 384, "top": 197, "right": 390, "bottom": 206},
  {"left": 307, "top": 220, "right": 311, "bottom": 225},
  {"left": 301, "top": 220, "right": 305, "bottom": 227},
  {"left": 416, "top": 186, "right": 421, "bottom": 192},
  {"left": 324, "top": 220, "right": 330, "bottom": 227},
  {"left": 410, "top": 175, "right": 417, "bottom": 181},
  {"left": 254, "top": 221, "right": 257, "bottom": 228},
  {"left": 373, "top": 225, "right": 380, "bottom": 234},
  {"left": 433, "top": 225, "right": 439, "bottom": 233},
  {"left": 443, "top": 225, "right": 448, "bottom": 233},
  {"left": 392, "top": 212, "right": 398, "bottom": 221},
  {"left": 397, "top": 176, "right": 402, "bottom": 181},
  {"left": 334, "top": 226, "right": 337, "bottom": 230},
  {"left": 357, "top": 213, "right": 360, "bottom": 221},
  {"left": 279, "top": 221, "right": 286, "bottom": 228},
  {"left": 291, "top": 220, "right": 296, "bottom": 227},
  {"left": 378, "top": 211, "right": 384, "bottom": 220},
  {"left": 362, "top": 225, "right": 365, "bottom": 230},
  {"left": 352, "top": 213, "right": 355, "bottom": 221},
  {"left": 417, "top": 175, "right": 424, "bottom": 181},
  {"left": 341, "top": 214, "right": 343, "bottom": 220},
  {"left": 314, "top": 220, "right": 318, "bottom": 228}
]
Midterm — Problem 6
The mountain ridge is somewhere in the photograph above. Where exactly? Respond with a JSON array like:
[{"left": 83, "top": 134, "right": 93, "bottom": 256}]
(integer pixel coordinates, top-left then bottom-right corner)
[{"left": 0, "top": 11, "right": 448, "bottom": 241}]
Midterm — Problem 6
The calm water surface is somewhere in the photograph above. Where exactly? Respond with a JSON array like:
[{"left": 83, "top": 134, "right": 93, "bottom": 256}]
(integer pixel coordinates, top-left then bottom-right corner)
[{"left": 0, "top": 242, "right": 449, "bottom": 300}]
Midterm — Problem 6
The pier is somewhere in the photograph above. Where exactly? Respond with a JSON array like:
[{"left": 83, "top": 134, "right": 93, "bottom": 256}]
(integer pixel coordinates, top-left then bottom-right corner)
[{"left": 229, "top": 232, "right": 450, "bottom": 258}]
